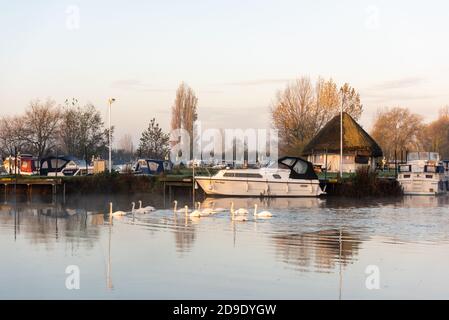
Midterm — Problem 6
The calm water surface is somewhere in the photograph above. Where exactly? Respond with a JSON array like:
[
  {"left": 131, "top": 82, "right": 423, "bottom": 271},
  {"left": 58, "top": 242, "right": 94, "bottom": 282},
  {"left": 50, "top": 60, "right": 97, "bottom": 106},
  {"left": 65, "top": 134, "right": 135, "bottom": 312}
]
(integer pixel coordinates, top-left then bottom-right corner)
[{"left": 1, "top": 195, "right": 449, "bottom": 299}]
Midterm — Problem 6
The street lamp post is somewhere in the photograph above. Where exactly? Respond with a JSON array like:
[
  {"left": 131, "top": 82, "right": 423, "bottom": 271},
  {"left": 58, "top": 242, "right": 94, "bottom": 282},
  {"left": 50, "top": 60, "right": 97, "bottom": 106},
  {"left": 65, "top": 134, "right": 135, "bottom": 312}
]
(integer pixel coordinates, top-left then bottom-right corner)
[{"left": 108, "top": 98, "right": 116, "bottom": 173}]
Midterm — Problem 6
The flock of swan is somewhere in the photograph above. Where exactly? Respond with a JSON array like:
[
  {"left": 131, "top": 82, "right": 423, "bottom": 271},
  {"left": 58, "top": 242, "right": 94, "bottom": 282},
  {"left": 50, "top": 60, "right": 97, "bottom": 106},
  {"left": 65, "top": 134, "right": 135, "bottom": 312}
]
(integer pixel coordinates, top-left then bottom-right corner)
[
  {"left": 110, "top": 200, "right": 156, "bottom": 217},
  {"left": 111, "top": 200, "right": 272, "bottom": 221}
]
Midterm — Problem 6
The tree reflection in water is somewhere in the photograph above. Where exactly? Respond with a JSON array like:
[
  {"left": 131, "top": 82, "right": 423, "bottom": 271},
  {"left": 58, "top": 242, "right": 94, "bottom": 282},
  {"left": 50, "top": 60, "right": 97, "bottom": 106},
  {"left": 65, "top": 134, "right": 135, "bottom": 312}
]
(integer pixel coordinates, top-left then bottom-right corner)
[
  {"left": 0, "top": 202, "right": 104, "bottom": 251},
  {"left": 172, "top": 215, "right": 197, "bottom": 254}
]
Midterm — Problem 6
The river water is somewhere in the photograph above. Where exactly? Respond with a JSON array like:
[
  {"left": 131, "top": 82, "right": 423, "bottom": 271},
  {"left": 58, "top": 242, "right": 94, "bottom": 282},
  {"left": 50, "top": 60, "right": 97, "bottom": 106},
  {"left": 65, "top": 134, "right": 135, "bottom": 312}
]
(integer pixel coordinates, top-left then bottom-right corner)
[{"left": 1, "top": 195, "right": 449, "bottom": 299}]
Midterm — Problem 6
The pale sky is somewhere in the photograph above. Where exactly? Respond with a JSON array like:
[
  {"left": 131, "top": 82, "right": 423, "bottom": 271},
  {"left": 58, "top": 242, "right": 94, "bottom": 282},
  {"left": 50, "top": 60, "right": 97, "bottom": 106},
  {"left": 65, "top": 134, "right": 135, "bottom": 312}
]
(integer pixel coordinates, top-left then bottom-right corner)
[{"left": 1, "top": 0, "right": 449, "bottom": 146}]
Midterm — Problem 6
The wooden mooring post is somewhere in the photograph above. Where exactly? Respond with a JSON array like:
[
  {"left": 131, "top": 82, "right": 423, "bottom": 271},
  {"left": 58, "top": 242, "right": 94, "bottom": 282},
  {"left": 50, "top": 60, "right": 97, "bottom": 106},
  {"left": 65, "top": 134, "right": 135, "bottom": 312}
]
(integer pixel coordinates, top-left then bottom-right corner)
[{"left": 160, "top": 176, "right": 196, "bottom": 209}]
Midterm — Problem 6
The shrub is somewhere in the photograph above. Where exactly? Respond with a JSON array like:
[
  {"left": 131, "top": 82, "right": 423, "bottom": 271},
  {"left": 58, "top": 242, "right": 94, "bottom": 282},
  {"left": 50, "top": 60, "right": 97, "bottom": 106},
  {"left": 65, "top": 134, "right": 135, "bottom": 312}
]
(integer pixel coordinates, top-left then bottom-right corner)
[
  {"left": 63, "top": 173, "right": 162, "bottom": 195},
  {"left": 337, "top": 167, "right": 402, "bottom": 197}
]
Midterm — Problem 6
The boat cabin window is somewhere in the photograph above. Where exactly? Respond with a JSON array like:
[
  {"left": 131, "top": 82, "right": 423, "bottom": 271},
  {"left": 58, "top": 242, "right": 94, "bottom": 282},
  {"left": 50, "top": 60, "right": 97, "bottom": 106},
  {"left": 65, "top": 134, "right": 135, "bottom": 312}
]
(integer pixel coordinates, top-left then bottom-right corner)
[
  {"left": 277, "top": 156, "right": 318, "bottom": 180},
  {"left": 273, "top": 174, "right": 282, "bottom": 179},
  {"left": 235, "top": 173, "right": 263, "bottom": 178},
  {"left": 50, "top": 159, "right": 67, "bottom": 170},
  {"left": 280, "top": 158, "right": 296, "bottom": 167},
  {"left": 138, "top": 160, "right": 148, "bottom": 167},
  {"left": 147, "top": 161, "right": 160, "bottom": 172},
  {"left": 223, "top": 172, "right": 263, "bottom": 178},
  {"left": 425, "top": 165, "right": 444, "bottom": 173},
  {"left": 293, "top": 161, "right": 308, "bottom": 175},
  {"left": 41, "top": 161, "right": 49, "bottom": 169}
]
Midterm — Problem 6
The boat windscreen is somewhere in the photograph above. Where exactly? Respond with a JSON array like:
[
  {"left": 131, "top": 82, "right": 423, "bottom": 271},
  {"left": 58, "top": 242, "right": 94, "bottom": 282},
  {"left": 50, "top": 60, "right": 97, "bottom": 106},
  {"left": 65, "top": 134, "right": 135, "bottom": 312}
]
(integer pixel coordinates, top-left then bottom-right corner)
[
  {"left": 293, "top": 160, "right": 308, "bottom": 174},
  {"left": 280, "top": 158, "right": 296, "bottom": 167},
  {"left": 50, "top": 159, "right": 68, "bottom": 170},
  {"left": 407, "top": 152, "right": 440, "bottom": 161},
  {"left": 277, "top": 156, "right": 319, "bottom": 180}
]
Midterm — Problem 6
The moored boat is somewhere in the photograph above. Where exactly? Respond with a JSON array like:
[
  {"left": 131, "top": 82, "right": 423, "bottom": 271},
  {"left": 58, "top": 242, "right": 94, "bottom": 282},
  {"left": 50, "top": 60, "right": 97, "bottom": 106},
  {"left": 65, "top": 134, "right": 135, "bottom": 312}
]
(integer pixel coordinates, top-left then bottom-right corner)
[
  {"left": 195, "top": 157, "right": 325, "bottom": 197},
  {"left": 397, "top": 152, "right": 448, "bottom": 195}
]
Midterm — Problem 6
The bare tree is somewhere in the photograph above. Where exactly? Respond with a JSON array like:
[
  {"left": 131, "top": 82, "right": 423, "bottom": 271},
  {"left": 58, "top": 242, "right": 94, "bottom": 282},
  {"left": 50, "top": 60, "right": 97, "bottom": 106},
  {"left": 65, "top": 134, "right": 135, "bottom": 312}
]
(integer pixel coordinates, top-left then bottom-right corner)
[
  {"left": 271, "top": 77, "right": 363, "bottom": 155},
  {"left": 271, "top": 77, "right": 315, "bottom": 155},
  {"left": 118, "top": 134, "right": 134, "bottom": 154},
  {"left": 20, "top": 99, "right": 62, "bottom": 159},
  {"left": 170, "top": 82, "right": 198, "bottom": 155},
  {"left": 420, "top": 106, "right": 449, "bottom": 158},
  {"left": 339, "top": 83, "right": 363, "bottom": 121},
  {"left": 0, "top": 116, "right": 30, "bottom": 156},
  {"left": 59, "top": 98, "right": 109, "bottom": 160},
  {"left": 315, "top": 77, "right": 340, "bottom": 129},
  {"left": 371, "top": 107, "right": 424, "bottom": 160}
]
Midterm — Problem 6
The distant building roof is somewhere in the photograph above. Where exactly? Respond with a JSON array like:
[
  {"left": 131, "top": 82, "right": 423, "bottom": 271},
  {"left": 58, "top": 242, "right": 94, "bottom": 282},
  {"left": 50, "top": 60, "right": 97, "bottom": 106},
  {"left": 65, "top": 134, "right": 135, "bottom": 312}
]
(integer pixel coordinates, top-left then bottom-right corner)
[{"left": 302, "top": 112, "right": 383, "bottom": 157}]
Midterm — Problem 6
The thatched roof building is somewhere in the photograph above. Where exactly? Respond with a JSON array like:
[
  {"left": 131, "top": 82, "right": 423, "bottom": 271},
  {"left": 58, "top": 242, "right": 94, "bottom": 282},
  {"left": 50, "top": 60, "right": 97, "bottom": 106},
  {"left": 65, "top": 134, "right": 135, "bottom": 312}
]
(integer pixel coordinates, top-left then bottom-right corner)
[{"left": 303, "top": 112, "right": 383, "bottom": 157}]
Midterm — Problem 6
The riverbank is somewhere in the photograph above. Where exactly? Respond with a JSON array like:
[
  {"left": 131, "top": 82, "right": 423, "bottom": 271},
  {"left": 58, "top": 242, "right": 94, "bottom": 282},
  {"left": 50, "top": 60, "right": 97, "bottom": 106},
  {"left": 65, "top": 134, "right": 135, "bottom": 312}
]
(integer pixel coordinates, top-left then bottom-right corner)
[{"left": 0, "top": 167, "right": 403, "bottom": 199}]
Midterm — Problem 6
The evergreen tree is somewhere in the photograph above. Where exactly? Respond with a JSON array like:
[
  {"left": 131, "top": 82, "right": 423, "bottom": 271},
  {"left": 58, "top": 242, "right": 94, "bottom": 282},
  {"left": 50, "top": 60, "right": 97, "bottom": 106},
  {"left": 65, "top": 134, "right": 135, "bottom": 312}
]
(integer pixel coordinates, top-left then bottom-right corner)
[{"left": 138, "top": 118, "right": 169, "bottom": 159}]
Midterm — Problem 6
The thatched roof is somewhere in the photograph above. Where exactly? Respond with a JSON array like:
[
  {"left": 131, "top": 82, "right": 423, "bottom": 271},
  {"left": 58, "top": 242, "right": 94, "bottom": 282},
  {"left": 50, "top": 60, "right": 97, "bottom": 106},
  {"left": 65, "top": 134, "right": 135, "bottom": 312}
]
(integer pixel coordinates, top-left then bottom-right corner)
[{"left": 302, "top": 112, "right": 383, "bottom": 157}]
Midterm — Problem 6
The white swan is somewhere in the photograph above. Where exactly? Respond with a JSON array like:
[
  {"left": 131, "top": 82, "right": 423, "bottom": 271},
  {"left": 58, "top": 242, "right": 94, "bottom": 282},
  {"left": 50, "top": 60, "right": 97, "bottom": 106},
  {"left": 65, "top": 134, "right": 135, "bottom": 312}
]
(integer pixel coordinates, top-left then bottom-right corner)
[
  {"left": 198, "top": 202, "right": 214, "bottom": 216},
  {"left": 111, "top": 210, "right": 128, "bottom": 216},
  {"left": 173, "top": 200, "right": 191, "bottom": 213},
  {"left": 211, "top": 202, "right": 227, "bottom": 213},
  {"left": 109, "top": 202, "right": 128, "bottom": 217},
  {"left": 131, "top": 202, "right": 146, "bottom": 215},
  {"left": 230, "top": 202, "right": 249, "bottom": 215},
  {"left": 185, "top": 205, "right": 201, "bottom": 218},
  {"left": 131, "top": 202, "right": 148, "bottom": 217},
  {"left": 253, "top": 204, "right": 272, "bottom": 218},
  {"left": 138, "top": 200, "right": 155, "bottom": 213},
  {"left": 230, "top": 204, "right": 248, "bottom": 222}
]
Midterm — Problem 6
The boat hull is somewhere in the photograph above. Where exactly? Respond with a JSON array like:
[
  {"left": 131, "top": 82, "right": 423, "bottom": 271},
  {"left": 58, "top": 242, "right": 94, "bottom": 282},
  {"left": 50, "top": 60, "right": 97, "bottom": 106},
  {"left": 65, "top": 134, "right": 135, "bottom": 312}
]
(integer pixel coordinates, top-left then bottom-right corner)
[
  {"left": 195, "top": 177, "right": 324, "bottom": 197},
  {"left": 398, "top": 177, "right": 448, "bottom": 196}
]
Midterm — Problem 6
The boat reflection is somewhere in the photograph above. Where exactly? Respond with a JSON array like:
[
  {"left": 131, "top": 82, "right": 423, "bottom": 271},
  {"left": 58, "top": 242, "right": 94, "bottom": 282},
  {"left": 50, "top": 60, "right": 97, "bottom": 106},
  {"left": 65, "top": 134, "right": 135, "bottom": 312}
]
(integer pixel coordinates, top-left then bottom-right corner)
[
  {"left": 273, "top": 229, "right": 364, "bottom": 273},
  {"left": 201, "top": 197, "right": 326, "bottom": 211},
  {"left": 399, "top": 195, "right": 449, "bottom": 208}
]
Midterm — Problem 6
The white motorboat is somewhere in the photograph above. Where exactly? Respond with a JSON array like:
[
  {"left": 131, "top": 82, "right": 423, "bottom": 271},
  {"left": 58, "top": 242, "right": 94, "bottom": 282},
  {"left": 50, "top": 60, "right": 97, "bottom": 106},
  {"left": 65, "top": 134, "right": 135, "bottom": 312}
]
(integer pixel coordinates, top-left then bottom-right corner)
[
  {"left": 397, "top": 152, "right": 448, "bottom": 195},
  {"left": 195, "top": 157, "right": 325, "bottom": 197}
]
